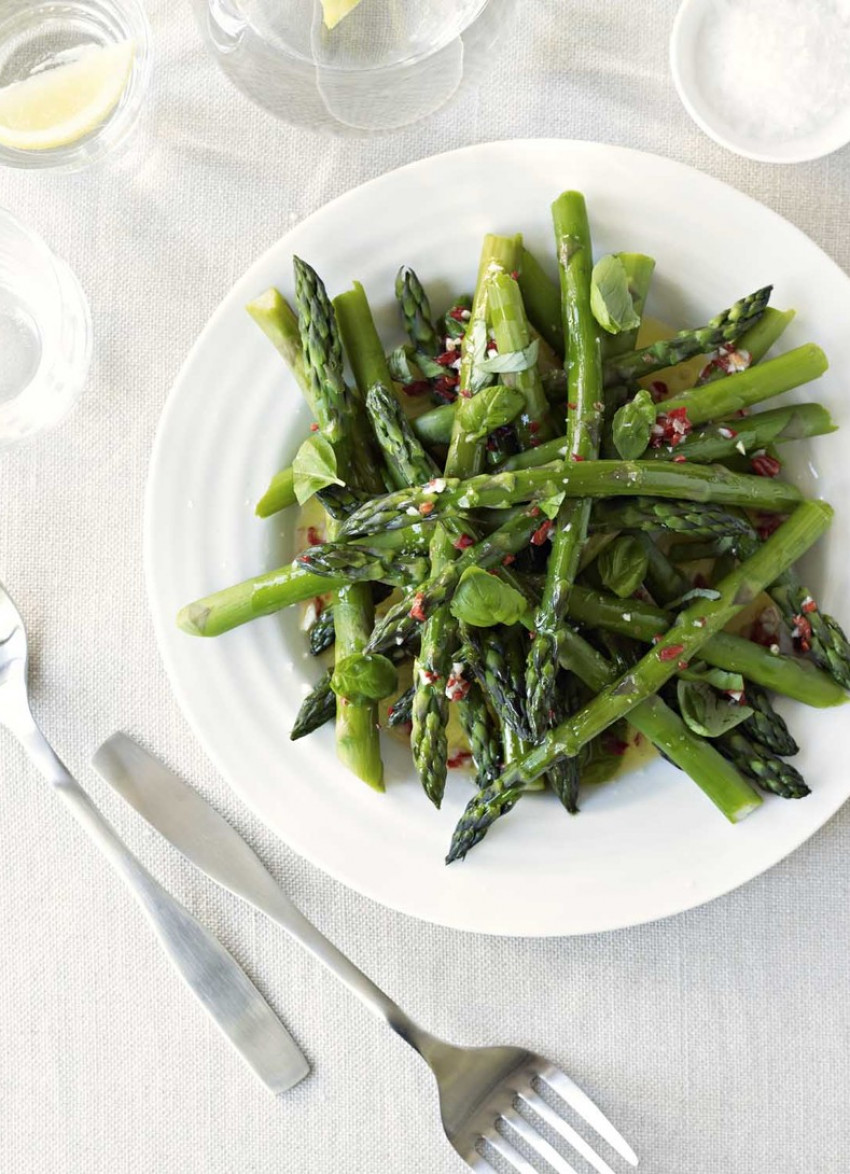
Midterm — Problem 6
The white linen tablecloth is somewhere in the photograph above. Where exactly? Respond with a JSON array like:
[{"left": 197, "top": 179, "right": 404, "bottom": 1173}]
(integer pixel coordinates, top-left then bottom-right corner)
[{"left": 1, "top": 2, "right": 849, "bottom": 1171}]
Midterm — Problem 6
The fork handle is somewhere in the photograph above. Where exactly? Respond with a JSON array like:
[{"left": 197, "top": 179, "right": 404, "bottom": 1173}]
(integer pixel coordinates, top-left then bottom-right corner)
[{"left": 235, "top": 875, "right": 440, "bottom": 1060}]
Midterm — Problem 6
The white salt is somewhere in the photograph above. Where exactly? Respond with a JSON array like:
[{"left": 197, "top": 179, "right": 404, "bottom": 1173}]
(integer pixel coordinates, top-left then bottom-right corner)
[{"left": 697, "top": 0, "right": 850, "bottom": 141}]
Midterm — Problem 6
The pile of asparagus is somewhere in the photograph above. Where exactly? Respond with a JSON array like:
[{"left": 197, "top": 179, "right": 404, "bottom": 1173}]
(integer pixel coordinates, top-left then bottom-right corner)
[{"left": 178, "top": 190, "right": 849, "bottom": 863}]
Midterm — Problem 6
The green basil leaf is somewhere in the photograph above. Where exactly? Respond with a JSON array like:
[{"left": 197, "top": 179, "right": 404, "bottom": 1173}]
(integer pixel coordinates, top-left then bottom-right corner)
[
  {"left": 449, "top": 567, "right": 529, "bottom": 628},
  {"left": 679, "top": 665, "right": 745, "bottom": 694},
  {"left": 477, "top": 338, "right": 539, "bottom": 374},
  {"left": 676, "top": 679, "right": 753, "bottom": 738},
  {"left": 538, "top": 492, "right": 566, "bottom": 519},
  {"left": 462, "top": 383, "right": 525, "bottom": 441},
  {"left": 612, "top": 388, "right": 656, "bottom": 460},
  {"left": 331, "top": 653, "right": 398, "bottom": 705},
  {"left": 468, "top": 318, "right": 495, "bottom": 393},
  {"left": 292, "top": 433, "right": 344, "bottom": 505},
  {"left": 590, "top": 253, "right": 641, "bottom": 335},
  {"left": 597, "top": 536, "right": 649, "bottom": 599}
]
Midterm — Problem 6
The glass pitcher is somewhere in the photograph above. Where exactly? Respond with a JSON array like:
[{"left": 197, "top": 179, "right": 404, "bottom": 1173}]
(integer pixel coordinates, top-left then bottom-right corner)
[{"left": 188, "top": 0, "right": 517, "bottom": 134}]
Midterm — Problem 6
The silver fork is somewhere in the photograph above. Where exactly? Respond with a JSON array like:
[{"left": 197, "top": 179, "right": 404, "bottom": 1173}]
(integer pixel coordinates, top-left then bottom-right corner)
[
  {"left": 94, "top": 733, "right": 640, "bottom": 1174},
  {"left": 0, "top": 584, "right": 310, "bottom": 1093}
]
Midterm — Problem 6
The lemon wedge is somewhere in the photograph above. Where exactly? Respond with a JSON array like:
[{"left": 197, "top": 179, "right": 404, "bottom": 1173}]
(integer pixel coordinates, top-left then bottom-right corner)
[
  {"left": 0, "top": 40, "right": 135, "bottom": 151},
  {"left": 321, "top": 0, "right": 364, "bottom": 31}
]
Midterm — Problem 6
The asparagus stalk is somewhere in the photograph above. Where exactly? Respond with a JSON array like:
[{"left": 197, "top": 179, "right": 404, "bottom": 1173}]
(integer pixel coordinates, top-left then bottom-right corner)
[
  {"left": 589, "top": 498, "right": 754, "bottom": 539},
  {"left": 658, "top": 343, "right": 828, "bottom": 426},
  {"left": 602, "top": 286, "right": 773, "bottom": 387},
  {"left": 446, "top": 233, "right": 523, "bottom": 476},
  {"left": 563, "top": 583, "right": 846, "bottom": 707},
  {"left": 366, "top": 507, "right": 541, "bottom": 654},
  {"left": 337, "top": 461, "right": 803, "bottom": 540},
  {"left": 696, "top": 307, "right": 795, "bottom": 385},
  {"left": 308, "top": 607, "right": 335, "bottom": 655},
  {"left": 255, "top": 466, "right": 297, "bottom": 518},
  {"left": 517, "top": 247, "right": 564, "bottom": 354},
  {"left": 463, "top": 624, "right": 533, "bottom": 742},
  {"left": 488, "top": 271, "right": 555, "bottom": 447},
  {"left": 387, "top": 685, "right": 414, "bottom": 727},
  {"left": 366, "top": 383, "right": 440, "bottom": 485},
  {"left": 526, "top": 192, "right": 603, "bottom": 737},
  {"left": 246, "top": 288, "right": 312, "bottom": 408},
  {"left": 395, "top": 267, "right": 441, "bottom": 356},
  {"left": 715, "top": 730, "right": 809, "bottom": 798},
  {"left": 739, "top": 683, "right": 798, "bottom": 756},
  {"left": 642, "top": 403, "right": 836, "bottom": 464},
  {"left": 448, "top": 622, "right": 762, "bottom": 862},
  {"left": 291, "top": 670, "right": 336, "bottom": 740},
  {"left": 456, "top": 680, "right": 502, "bottom": 787},
  {"left": 471, "top": 500, "right": 832, "bottom": 812},
  {"left": 295, "top": 259, "right": 383, "bottom": 790}
]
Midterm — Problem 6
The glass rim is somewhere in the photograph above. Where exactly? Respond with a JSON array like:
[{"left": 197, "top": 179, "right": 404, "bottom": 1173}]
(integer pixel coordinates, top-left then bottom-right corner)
[
  {"left": 230, "top": 0, "right": 491, "bottom": 76},
  {"left": 0, "top": 205, "right": 92, "bottom": 445},
  {"left": 0, "top": 0, "right": 153, "bottom": 173}
]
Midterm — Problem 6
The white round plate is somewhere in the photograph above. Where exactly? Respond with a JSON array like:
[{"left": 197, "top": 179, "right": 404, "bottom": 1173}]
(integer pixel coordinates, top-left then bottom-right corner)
[{"left": 146, "top": 140, "right": 850, "bottom": 937}]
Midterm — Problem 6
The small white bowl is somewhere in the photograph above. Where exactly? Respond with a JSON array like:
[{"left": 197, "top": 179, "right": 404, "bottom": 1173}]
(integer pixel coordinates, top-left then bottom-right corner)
[{"left": 670, "top": 0, "right": 850, "bottom": 163}]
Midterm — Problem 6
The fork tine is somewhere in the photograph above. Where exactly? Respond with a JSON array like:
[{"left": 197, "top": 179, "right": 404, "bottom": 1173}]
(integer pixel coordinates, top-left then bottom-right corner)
[
  {"left": 536, "top": 1067, "right": 639, "bottom": 1167},
  {"left": 482, "top": 1128, "right": 539, "bottom": 1174},
  {"left": 516, "top": 1091, "right": 618, "bottom": 1174},
  {"left": 501, "top": 1109, "right": 581, "bottom": 1174}
]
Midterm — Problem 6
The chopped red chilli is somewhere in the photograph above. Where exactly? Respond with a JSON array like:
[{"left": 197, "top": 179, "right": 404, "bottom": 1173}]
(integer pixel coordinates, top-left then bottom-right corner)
[
  {"left": 444, "top": 663, "right": 471, "bottom": 702},
  {"left": 448, "top": 306, "right": 469, "bottom": 322},
  {"left": 436, "top": 350, "right": 457, "bottom": 367},
  {"left": 751, "top": 452, "right": 781, "bottom": 477},
  {"left": 447, "top": 749, "right": 473, "bottom": 769},
  {"left": 530, "top": 519, "right": 554, "bottom": 545},
  {"left": 452, "top": 533, "right": 474, "bottom": 550},
  {"left": 801, "top": 596, "right": 818, "bottom": 614},
  {"left": 409, "top": 594, "right": 427, "bottom": 622},
  {"left": 657, "top": 643, "right": 685, "bottom": 661},
  {"left": 502, "top": 554, "right": 516, "bottom": 566},
  {"left": 649, "top": 380, "right": 668, "bottom": 402},
  {"left": 309, "top": 423, "right": 319, "bottom": 432},
  {"left": 402, "top": 380, "right": 431, "bottom": 397},
  {"left": 755, "top": 512, "right": 784, "bottom": 540},
  {"left": 306, "top": 526, "right": 323, "bottom": 546},
  {"left": 650, "top": 407, "right": 691, "bottom": 448},
  {"left": 791, "top": 614, "right": 813, "bottom": 651}
]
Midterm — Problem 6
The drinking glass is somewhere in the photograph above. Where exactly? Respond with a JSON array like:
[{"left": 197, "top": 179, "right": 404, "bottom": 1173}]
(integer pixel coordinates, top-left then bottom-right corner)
[
  {"left": 0, "top": 0, "right": 152, "bottom": 171},
  {"left": 0, "top": 209, "right": 92, "bottom": 445},
  {"left": 188, "top": 0, "right": 517, "bottom": 134}
]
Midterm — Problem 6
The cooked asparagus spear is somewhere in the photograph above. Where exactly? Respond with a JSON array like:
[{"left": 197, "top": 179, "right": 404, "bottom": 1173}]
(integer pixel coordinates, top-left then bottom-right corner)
[
  {"left": 739, "top": 683, "right": 798, "bottom": 756},
  {"left": 488, "top": 271, "right": 555, "bottom": 448},
  {"left": 448, "top": 502, "right": 830, "bottom": 855},
  {"left": 602, "top": 286, "right": 773, "bottom": 387},
  {"left": 715, "top": 730, "right": 809, "bottom": 798},
  {"left": 291, "top": 670, "right": 336, "bottom": 740},
  {"left": 336, "top": 461, "right": 803, "bottom": 540},
  {"left": 295, "top": 258, "right": 383, "bottom": 790},
  {"left": 395, "top": 266, "right": 441, "bottom": 356},
  {"left": 498, "top": 502, "right": 831, "bottom": 788},
  {"left": 526, "top": 192, "right": 603, "bottom": 738},
  {"left": 455, "top": 680, "right": 502, "bottom": 787},
  {"left": 642, "top": 403, "right": 835, "bottom": 464}
]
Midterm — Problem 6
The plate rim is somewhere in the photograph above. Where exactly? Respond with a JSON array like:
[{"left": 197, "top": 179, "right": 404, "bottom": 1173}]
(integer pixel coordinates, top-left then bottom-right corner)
[{"left": 145, "top": 137, "right": 850, "bottom": 937}]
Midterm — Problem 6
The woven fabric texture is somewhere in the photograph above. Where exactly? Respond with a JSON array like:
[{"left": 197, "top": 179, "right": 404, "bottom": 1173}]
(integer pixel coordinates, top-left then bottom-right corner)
[{"left": 0, "top": 2, "right": 849, "bottom": 1171}]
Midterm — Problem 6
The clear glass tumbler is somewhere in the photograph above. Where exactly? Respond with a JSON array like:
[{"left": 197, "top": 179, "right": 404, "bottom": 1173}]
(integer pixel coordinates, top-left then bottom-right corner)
[
  {"left": 0, "top": 209, "right": 91, "bottom": 445},
  {"left": 0, "top": 0, "right": 152, "bottom": 171},
  {"left": 189, "top": 0, "right": 517, "bottom": 134}
]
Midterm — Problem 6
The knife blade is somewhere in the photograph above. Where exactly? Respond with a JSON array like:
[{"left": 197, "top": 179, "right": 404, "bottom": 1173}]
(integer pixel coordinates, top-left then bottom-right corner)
[{"left": 91, "top": 733, "right": 309, "bottom": 1095}]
